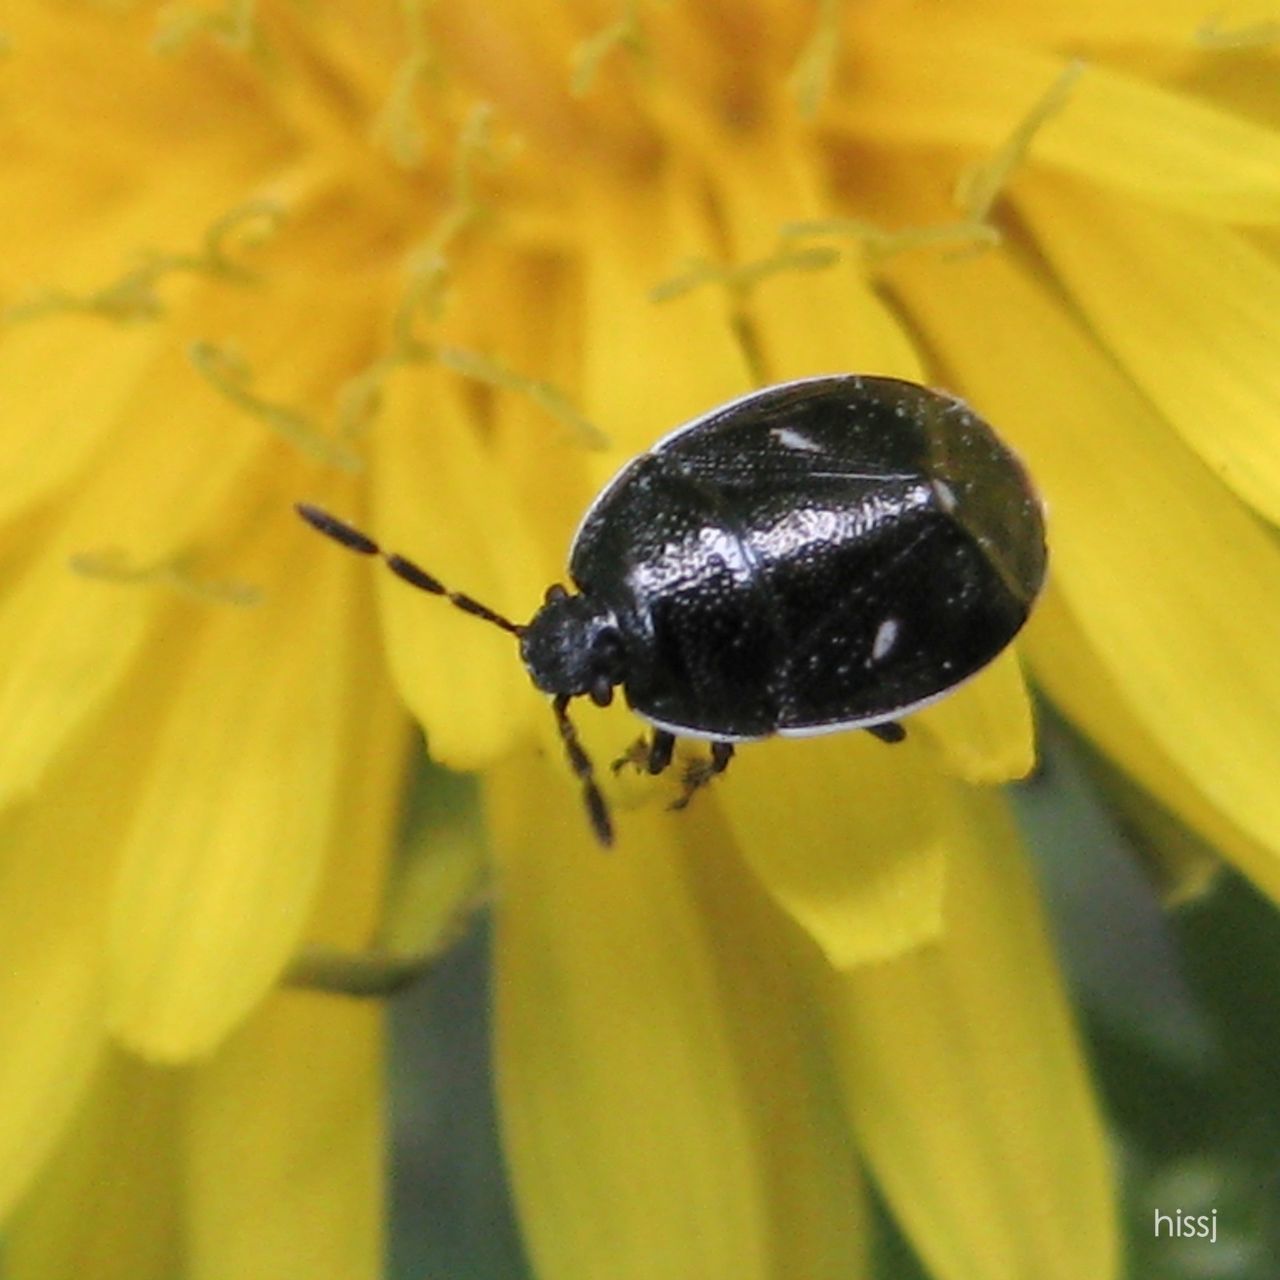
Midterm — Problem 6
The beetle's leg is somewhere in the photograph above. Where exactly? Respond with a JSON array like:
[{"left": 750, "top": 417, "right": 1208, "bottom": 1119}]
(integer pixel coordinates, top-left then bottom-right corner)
[
  {"left": 647, "top": 730, "right": 676, "bottom": 774},
  {"left": 553, "top": 694, "right": 614, "bottom": 848},
  {"left": 866, "top": 721, "right": 906, "bottom": 745},
  {"left": 670, "top": 740, "right": 735, "bottom": 811},
  {"left": 611, "top": 729, "right": 677, "bottom": 776}
]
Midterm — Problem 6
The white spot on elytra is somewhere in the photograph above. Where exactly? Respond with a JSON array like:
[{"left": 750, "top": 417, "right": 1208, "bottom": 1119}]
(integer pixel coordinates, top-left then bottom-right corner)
[
  {"left": 932, "top": 477, "right": 958, "bottom": 512},
  {"left": 871, "top": 617, "right": 899, "bottom": 662},
  {"left": 771, "top": 426, "right": 822, "bottom": 453}
]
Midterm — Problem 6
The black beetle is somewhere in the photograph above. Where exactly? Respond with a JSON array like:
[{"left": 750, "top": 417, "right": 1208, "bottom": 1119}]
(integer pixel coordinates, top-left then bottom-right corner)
[{"left": 298, "top": 373, "right": 1046, "bottom": 847}]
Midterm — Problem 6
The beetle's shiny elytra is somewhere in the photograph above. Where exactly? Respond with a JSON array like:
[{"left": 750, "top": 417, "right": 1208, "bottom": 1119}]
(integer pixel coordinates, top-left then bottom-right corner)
[{"left": 298, "top": 374, "right": 1047, "bottom": 847}]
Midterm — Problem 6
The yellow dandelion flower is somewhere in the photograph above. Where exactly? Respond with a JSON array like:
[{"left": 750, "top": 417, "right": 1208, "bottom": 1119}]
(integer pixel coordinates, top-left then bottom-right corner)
[{"left": 2, "top": 0, "right": 1276, "bottom": 1276}]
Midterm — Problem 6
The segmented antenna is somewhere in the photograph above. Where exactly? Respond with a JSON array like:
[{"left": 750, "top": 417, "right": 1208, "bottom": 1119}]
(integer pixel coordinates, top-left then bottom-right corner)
[
  {"left": 553, "top": 693, "right": 613, "bottom": 848},
  {"left": 297, "top": 502, "right": 614, "bottom": 847},
  {"left": 295, "top": 503, "right": 523, "bottom": 635}
]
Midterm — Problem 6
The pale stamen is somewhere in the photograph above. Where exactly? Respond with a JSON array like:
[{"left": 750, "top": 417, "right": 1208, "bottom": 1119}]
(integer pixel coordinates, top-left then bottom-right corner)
[
  {"left": 4, "top": 200, "right": 284, "bottom": 325},
  {"left": 190, "top": 341, "right": 363, "bottom": 472},
  {"left": 789, "top": 0, "right": 843, "bottom": 118},
  {"left": 69, "top": 548, "right": 263, "bottom": 607},
  {"left": 571, "top": 0, "right": 647, "bottom": 98}
]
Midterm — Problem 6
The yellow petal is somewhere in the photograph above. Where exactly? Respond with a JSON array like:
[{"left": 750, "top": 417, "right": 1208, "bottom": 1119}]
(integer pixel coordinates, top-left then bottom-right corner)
[
  {"left": 0, "top": 322, "right": 166, "bottom": 523},
  {"left": 0, "top": 139, "right": 271, "bottom": 519},
  {"left": 0, "top": 591, "right": 208, "bottom": 1217},
  {"left": 886, "top": 230, "right": 1280, "bottom": 890},
  {"left": 678, "top": 802, "right": 872, "bottom": 1279},
  {"left": 0, "top": 25, "right": 313, "bottom": 523},
  {"left": 914, "top": 649, "right": 1038, "bottom": 785},
  {"left": 0, "top": 589, "right": 228, "bottom": 1217},
  {"left": 106, "top": 513, "right": 355, "bottom": 1059},
  {"left": 579, "top": 177, "right": 753, "bottom": 464},
  {"left": 708, "top": 129, "right": 925, "bottom": 383},
  {"left": 374, "top": 364, "right": 541, "bottom": 769},
  {"left": 836, "top": 23, "right": 1280, "bottom": 222},
  {"left": 3, "top": 1052, "right": 180, "bottom": 1280},
  {"left": 716, "top": 734, "right": 948, "bottom": 966},
  {"left": 430, "top": 2, "right": 588, "bottom": 147},
  {"left": 376, "top": 766, "right": 488, "bottom": 960},
  {"left": 0, "top": 779, "right": 115, "bottom": 1218},
  {"left": 304, "top": 587, "right": 412, "bottom": 950},
  {"left": 186, "top": 992, "right": 384, "bottom": 1280},
  {"left": 825, "top": 784, "right": 1117, "bottom": 1280},
  {"left": 940, "top": 1, "right": 1270, "bottom": 48},
  {"left": 299, "top": 586, "right": 409, "bottom": 952},
  {"left": 1024, "top": 587, "right": 1277, "bottom": 901},
  {"left": 1017, "top": 175, "right": 1280, "bottom": 525},
  {"left": 468, "top": 245, "right": 606, "bottom": 565},
  {"left": 299, "top": 618, "right": 436, "bottom": 963},
  {"left": 179, "top": 642, "right": 398, "bottom": 1279},
  {"left": 0, "top": 364, "right": 267, "bottom": 811},
  {"left": 1088, "top": 741, "right": 1223, "bottom": 909},
  {"left": 491, "top": 748, "right": 776, "bottom": 1280}
]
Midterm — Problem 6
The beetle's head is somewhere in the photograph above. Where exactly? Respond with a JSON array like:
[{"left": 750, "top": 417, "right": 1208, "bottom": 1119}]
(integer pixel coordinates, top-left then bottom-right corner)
[{"left": 520, "top": 585, "right": 626, "bottom": 706}]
